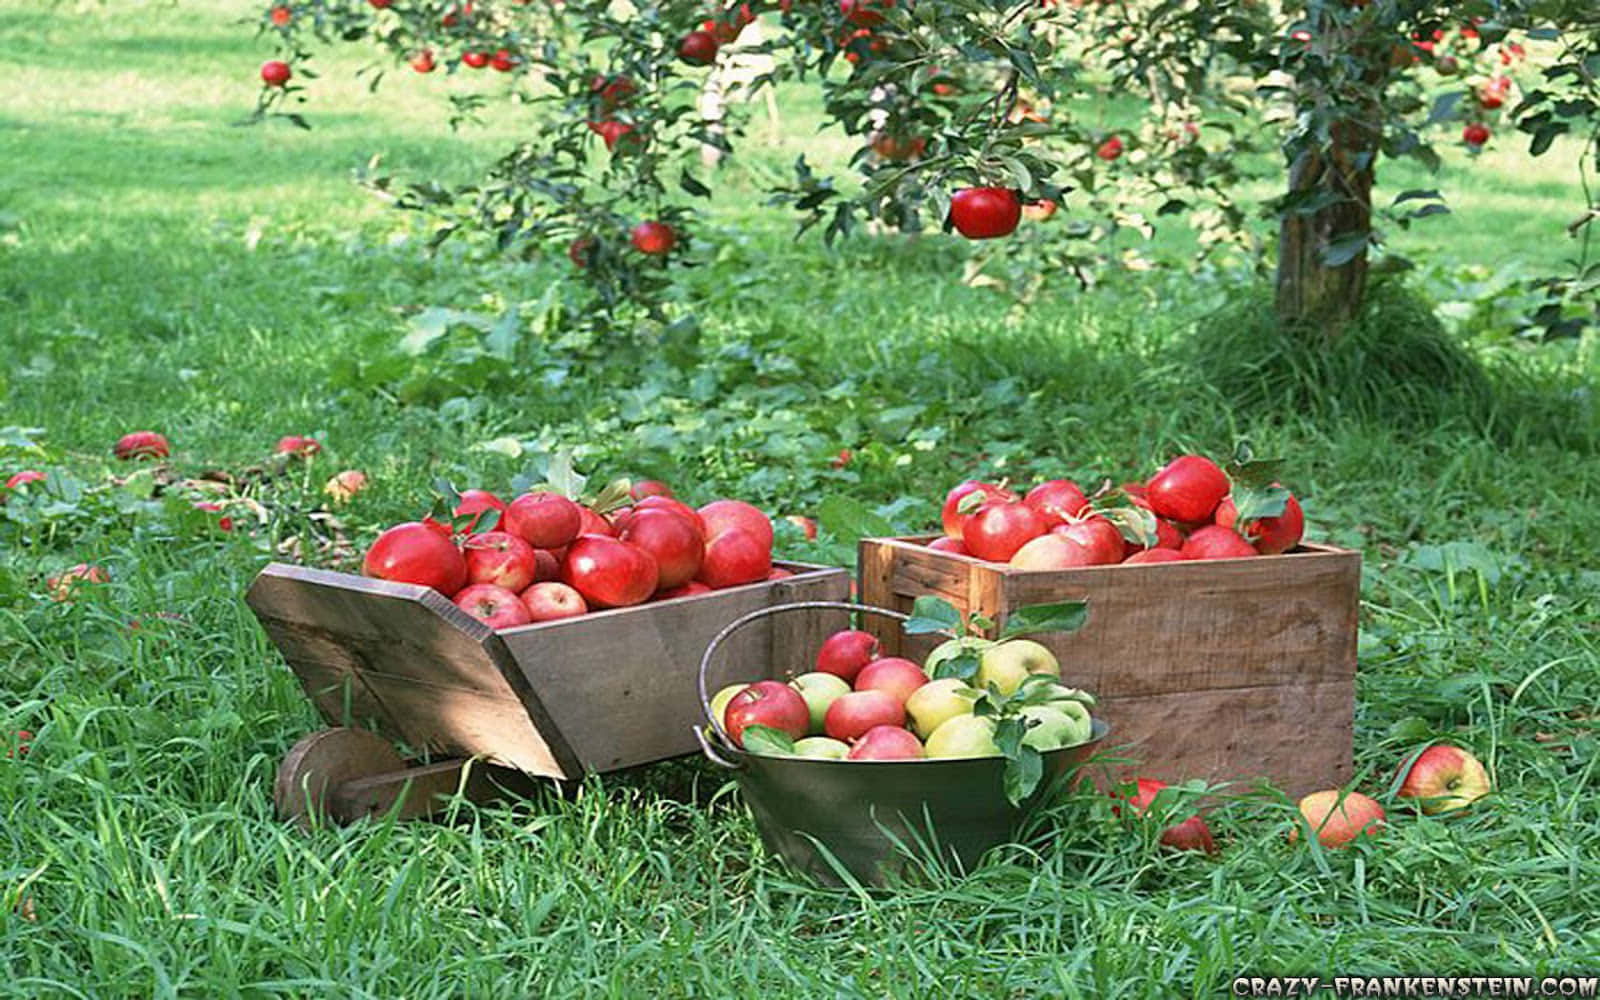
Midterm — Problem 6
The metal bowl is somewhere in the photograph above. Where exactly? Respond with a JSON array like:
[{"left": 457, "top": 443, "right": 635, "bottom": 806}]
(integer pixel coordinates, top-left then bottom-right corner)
[{"left": 695, "top": 600, "right": 1107, "bottom": 886}]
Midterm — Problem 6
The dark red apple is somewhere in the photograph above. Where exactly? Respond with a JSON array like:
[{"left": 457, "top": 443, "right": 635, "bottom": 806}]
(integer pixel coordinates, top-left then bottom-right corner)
[
  {"left": 695, "top": 528, "right": 771, "bottom": 589},
  {"left": 1159, "top": 814, "right": 1218, "bottom": 854},
  {"left": 724, "top": 680, "right": 810, "bottom": 747},
  {"left": 453, "top": 583, "right": 532, "bottom": 628},
  {"left": 260, "top": 60, "right": 292, "bottom": 87},
  {"left": 1214, "top": 490, "right": 1305, "bottom": 555},
  {"left": 677, "top": 29, "right": 719, "bottom": 65},
  {"left": 816, "top": 629, "right": 880, "bottom": 682},
  {"left": 364, "top": 522, "right": 468, "bottom": 596},
  {"left": 464, "top": 531, "right": 539, "bottom": 593},
  {"left": 618, "top": 509, "right": 704, "bottom": 590},
  {"left": 825, "top": 690, "right": 905, "bottom": 742},
  {"left": 504, "top": 492, "right": 582, "bottom": 549},
  {"left": 949, "top": 187, "right": 1021, "bottom": 240},
  {"left": 963, "top": 501, "right": 1046, "bottom": 562},
  {"left": 519, "top": 581, "right": 587, "bottom": 622},
  {"left": 1146, "top": 455, "right": 1230, "bottom": 524},
  {"left": 561, "top": 535, "right": 658, "bottom": 608}
]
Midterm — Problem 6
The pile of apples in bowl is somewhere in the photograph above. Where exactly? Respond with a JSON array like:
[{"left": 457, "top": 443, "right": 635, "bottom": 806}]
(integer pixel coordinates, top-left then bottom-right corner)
[{"left": 361, "top": 476, "right": 787, "bottom": 628}]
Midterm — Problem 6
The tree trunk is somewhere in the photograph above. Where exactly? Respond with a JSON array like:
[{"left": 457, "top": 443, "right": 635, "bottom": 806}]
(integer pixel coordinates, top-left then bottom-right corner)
[{"left": 1274, "top": 115, "right": 1377, "bottom": 336}]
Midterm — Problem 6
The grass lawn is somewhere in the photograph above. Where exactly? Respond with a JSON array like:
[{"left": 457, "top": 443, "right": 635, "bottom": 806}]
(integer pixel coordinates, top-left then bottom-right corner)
[{"left": 3, "top": 2, "right": 1599, "bottom": 996}]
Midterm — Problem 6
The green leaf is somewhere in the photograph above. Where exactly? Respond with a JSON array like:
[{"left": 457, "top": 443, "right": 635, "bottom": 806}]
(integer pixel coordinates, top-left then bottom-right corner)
[
  {"left": 680, "top": 171, "right": 712, "bottom": 198},
  {"left": 905, "top": 595, "right": 963, "bottom": 636},
  {"left": 1228, "top": 456, "right": 1285, "bottom": 489},
  {"left": 999, "top": 601, "right": 1088, "bottom": 639},
  {"left": 431, "top": 478, "right": 463, "bottom": 510},
  {"left": 741, "top": 725, "right": 796, "bottom": 757},
  {"left": 817, "top": 494, "right": 893, "bottom": 542},
  {"left": 930, "top": 648, "right": 981, "bottom": 682},
  {"left": 1097, "top": 505, "right": 1157, "bottom": 546},
  {"left": 588, "top": 478, "right": 633, "bottom": 515},
  {"left": 1320, "top": 231, "right": 1369, "bottom": 268},
  {"left": 543, "top": 450, "right": 587, "bottom": 500},
  {"left": 1228, "top": 483, "right": 1291, "bottom": 524}
]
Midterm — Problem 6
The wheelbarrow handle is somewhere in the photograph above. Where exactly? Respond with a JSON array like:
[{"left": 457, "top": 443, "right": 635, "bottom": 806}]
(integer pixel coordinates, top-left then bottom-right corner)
[{"left": 696, "top": 600, "right": 938, "bottom": 757}]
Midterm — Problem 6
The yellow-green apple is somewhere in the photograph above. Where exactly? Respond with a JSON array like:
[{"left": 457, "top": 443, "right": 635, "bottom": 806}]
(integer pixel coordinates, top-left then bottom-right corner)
[
  {"left": 1294, "top": 789, "right": 1385, "bottom": 847},
  {"left": 518, "top": 581, "right": 587, "bottom": 623},
  {"left": 724, "top": 681, "right": 810, "bottom": 747},
  {"left": 709, "top": 683, "right": 749, "bottom": 728},
  {"left": 847, "top": 725, "right": 924, "bottom": 760},
  {"left": 815, "top": 629, "right": 880, "bottom": 683},
  {"left": 697, "top": 499, "right": 773, "bottom": 547},
  {"left": 824, "top": 689, "right": 904, "bottom": 742},
  {"left": 364, "top": 522, "right": 467, "bottom": 595},
  {"left": 505, "top": 492, "right": 583, "bottom": 549},
  {"left": 1396, "top": 744, "right": 1491, "bottom": 814},
  {"left": 792, "top": 736, "right": 849, "bottom": 759},
  {"left": 924, "top": 714, "right": 1001, "bottom": 759},
  {"left": 464, "top": 531, "right": 539, "bottom": 592},
  {"left": 904, "top": 677, "right": 981, "bottom": 738},
  {"left": 453, "top": 584, "right": 533, "bottom": 629},
  {"left": 853, "top": 657, "right": 929, "bottom": 704},
  {"left": 975, "top": 639, "right": 1061, "bottom": 695},
  {"left": 790, "top": 672, "right": 851, "bottom": 734},
  {"left": 1018, "top": 705, "right": 1088, "bottom": 751}
]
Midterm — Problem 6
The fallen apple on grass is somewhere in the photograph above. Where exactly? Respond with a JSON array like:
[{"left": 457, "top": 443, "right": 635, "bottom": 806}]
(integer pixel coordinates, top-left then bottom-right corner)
[
  {"left": 114, "top": 431, "right": 170, "bottom": 461},
  {"left": 46, "top": 563, "right": 109, "bottom": 602},
  {"left": 1395, "top": 744, "right": 1491, "bottom": 814},
  {"left": 1294, "top": 789, "right": 1385, "bottom": 848}
]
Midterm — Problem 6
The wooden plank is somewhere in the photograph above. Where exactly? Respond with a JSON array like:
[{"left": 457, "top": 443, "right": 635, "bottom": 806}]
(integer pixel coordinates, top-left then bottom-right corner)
[
  {"left": 766, "top": 571, "right": 852, "bottom": 679},
  {"left": 497, "top": 564, "right": 850, "bottom": 773},
  {"left": 856, "top": 538, "right": 902, "bottom": 657},
  {"left": 1083, "top": 680, "right": 1355, "bottom": 801},
  {"left": 245, "top": 564, "right": 581, "bottom": 779}
]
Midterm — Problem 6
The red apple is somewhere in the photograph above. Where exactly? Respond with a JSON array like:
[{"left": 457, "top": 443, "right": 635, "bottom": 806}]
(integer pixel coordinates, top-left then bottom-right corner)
[
  {"left": 698, "top": 499, "right": 772, "bottom": 547},
  {"left": 654, "top": 580, "right": 712, "bottom": 601},
  {"left": 7, "top": 729, "right": 31, "bottom": 759},
  {"left": 1214, "top": 490, "right": 1304, "bottom": 555},
  {"left": 519, "top": 581, "right": 587, "bottom": 622},
  {"left": 1123, "top": 548, "right": 1185, "bottom": 565},
  {"left": 631, "top": 220, "right": 677, "bottom": 255},
  {"left": 461, "top": 50, "right": 489, "bottom": 69},
  {"left": 114, "top": 431, "right": 170, "bottom": 460},
  {"left": 454, "top": 489, "right": 506, "bottom": 533},
  {"left": 46, "top": 563, "right": 109, "bottom": 602},
  {"left": 949, "top": 187, "right": 1021, "bottom": 240},
  {"left": 1010, "top": 533, "right": 1098, "bottom": 570},
  {"left": 324, "top": 469, "right": 367, "bottom": 503},
  {"left": 927, "top": 536, "right": 970, "bottom": 555},
  {"left": 630, "top": 479, "right": 672, "bottom": 500},
  {"left": 575, "top": 504, "right": 614, "bottom": 537},
  {"left": 1294, "top": 790, "right": 1385, "bottom": 848},
  {"left": 633, "top": 495, "right": 706, "bottom": 536},
  {"left": 1462, "top": 122, "right": 1491, "bottom": 147},
  {"left": 1023, "top": 479, "right": 1089, "bottom": 527},
  {"left": 1096, "top": 135, "right": 1124, "bottom": 161},
  {"left": 1108, "top": 777, "right": 1167, "bottom": 817},
  {"left": 784, "top": 515, "right": 817, "bottom": 541},
  {"left": 1180, "top": 524, "right": 1258, "bottom": 561},
  {"left": 489, "top": 48, "right": 517, "bottom": 72},
  {"left": 411, "top": 49, "right": 436, "bottom": 73},
  {"left": 463, "top": 531, "right": 539, "bottom": 592},
  {"left": 618, "top": 509, "right": 704, "bottom": 590},
  {"left": 1159, "top": 814, "right": 1218, "bottom": 854},
  {"left": 1395, "top": 744, "right": 1491, "bottom": 814},
  {"left": 275, "top": 435, "right": 320, "bottom": 458},
  {"left": 531, "top": 548, "right": 561, "bottom": 582},
  {"left": 561, "top": 535, "right": 658, "bottom": 608},
  {"left": 364, "top": 522, "right": 468, "bottom": 596},
  {"left": 453, "top": 583, "right": 532, "bottom": 628},
  {"left": 677, "top": 29, "right": 719, "bottom": 65},
  {"left": 504, "top": 492, "right": 582, "bottom": 549},
  {"left": 853, "top": 657, "right": 929, "bottom": 704},
  {"left": 963, "top": 501, "right": 1046, "bottom": 562},
  {"left": 3, "top": 470, "right": 45, "bottom": 499},
  {"left": 1051, "top": 516, "right": 1124, "bottom": 565},
  {"left": 724, "top": 680, "right": 810, "bottom": 747},
  {"left": 765, "top": 567, "right": 793, "bottom": 580},
  {"left": 940, "top": 480, "right": 1016, "bottom": 539},
  {"left": 1146, "top": 455, "right": 1230, "bottom": 524},
  {"left": 695, "top": 528, "right": 771, "bottom": 589},
  {"left": 824, "top": 690, "right": 905, "bottom": 742},
  {"left": 847, "top": 725, "right": 924, "bottom": 760},
  {"left": 816, "top": 629, "right": 880, "bottom": 682},
  {"left": 260, "top": 60, "right": 292, "bottom": 87},
  {"left": 840, "top": 0, "right": 893, "bottom": 27},
  {"left": 192, "top": 501, "right": 234, "bottom": 532}
]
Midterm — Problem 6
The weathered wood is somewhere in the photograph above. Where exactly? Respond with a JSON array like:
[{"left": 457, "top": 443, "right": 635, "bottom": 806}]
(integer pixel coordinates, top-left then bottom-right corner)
[
  {"left": 767, "top": 575, "right": 851, "bottom": 683},
  {"left": 249, "top": 561, "right": 851, "bottom": 783},
  {"left": 857, "top": 537, "right": 1360, "bottom": 794},
  {"left": 275, "top": 727, "right": 405, "bottom": 830},
  {"left": 497, "top": 564, "right": 850, "bottom": 772},
  {"left": 329, "top": 757, "right": 544, "bottom": 824}
]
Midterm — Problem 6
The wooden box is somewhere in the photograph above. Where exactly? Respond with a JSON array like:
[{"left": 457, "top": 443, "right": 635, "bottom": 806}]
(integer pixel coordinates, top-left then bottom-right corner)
[
  {"left": 858, "top": 538, "right": 1360, "bottom": 799},
  {"left": 247, "top": 561, "right": 851, "bottom": 781}
]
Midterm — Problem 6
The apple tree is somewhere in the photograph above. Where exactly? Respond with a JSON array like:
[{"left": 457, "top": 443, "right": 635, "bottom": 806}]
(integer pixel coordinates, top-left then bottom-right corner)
[{"left": 249, "top": 1, "right": 1600, "bottom": 340}]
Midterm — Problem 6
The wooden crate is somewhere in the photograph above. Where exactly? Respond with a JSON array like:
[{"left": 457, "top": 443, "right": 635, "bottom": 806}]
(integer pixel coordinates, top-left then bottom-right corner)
[
  {"left": 247, "top": 561, "right": 851, "bottom": 783},
  {"left": 858, "top": 537, "right": 1360, "bottom": 799}
]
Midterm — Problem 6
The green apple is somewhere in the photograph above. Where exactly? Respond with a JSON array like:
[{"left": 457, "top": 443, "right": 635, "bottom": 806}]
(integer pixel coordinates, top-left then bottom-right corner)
[
  {"left": 709, "top": 683, "right": 749, "bottom": 730},
  {"left": 904, "top": 677, "right": 982, "bottom": 739},
  {"left": 789, "top": 672, "right": 851, "bottom": 734},
  {"left": 975, "top": 639, "right": 1061, "bottom": 696},
  {"left": 1040, "top": 697, "right": 1092, "bottom": 742},
  {"left": 791, "top": 736, "right": 850, "bottom": 760},
  {"left": 924, "top": 714, "right": 1002, "bottom": 759},
  {"left": 1018, "top": 704, "right": 1089, "bottom": 751},
  {"left": 1037, "top": 682, "right": 1096, "bottom": 708}
]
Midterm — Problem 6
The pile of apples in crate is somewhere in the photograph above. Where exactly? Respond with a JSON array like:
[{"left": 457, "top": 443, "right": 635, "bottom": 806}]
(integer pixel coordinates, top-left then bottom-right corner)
[
  {"left": 363, "top": 480, "right": 785, "bottom": 628},
  {"left": 709, "top": 627, "right": 1094, "bottom": 763},
  {"left": 933, "top": 453, "right": 1305, "bottom": 567}
]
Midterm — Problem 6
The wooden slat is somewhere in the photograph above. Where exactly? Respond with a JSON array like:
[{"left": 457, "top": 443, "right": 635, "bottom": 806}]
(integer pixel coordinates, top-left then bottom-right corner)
[
  {"left": 245, "top": 564, "right": 580, "bottom": 779},
  {"left": 1085, "top": 680, "right": 1356, "bottom": 800},
  {"left": 329, "top": 758, "right": 543, "bottom": 824},
  {"left": 496, "top": 564, "right": 851, "bottom": 773},
  {"left": 767, "top": 574, "right": 852, "bottom": 679}
]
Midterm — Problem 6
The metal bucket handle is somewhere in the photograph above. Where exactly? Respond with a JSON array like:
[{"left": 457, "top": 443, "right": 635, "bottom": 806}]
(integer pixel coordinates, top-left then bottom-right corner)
[{"left": 694, "top": 601, "right": 933, "bottom": 767}]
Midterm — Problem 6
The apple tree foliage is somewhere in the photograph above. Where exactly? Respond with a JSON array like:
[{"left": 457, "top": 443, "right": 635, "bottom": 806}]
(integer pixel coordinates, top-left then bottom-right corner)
[{"left": 251, "top": 0, "right": 1600, "bottom": 341}]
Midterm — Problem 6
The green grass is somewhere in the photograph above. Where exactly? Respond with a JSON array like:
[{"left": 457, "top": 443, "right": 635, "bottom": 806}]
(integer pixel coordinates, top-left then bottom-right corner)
[{"left": 4, "top": 2, "right": 1600, "bottom": 996}]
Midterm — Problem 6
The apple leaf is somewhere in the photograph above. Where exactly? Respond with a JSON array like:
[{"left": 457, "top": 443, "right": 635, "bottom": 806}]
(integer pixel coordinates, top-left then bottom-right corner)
[
  {"left": 993, "top": 718, "right": 1044, "bottom": 806},
  {"left": 431, "top": 478, "right": 463, "bottom": 511},
  {"left": 998, "top": 601, "right": 1088, "bottom": 640},
  {"left": 817, "top": 494, "right": 894, "bottom": 542},
  {"left": 544, "top": 451, "right": 587, "bottom": 500},
  {"left": 1227, "top": 456, "right": 1286, "bottom": 490},
  {"left": 1097, "top": 505, "right": 1157, "bottom": 546},
  {"left": 904, "top": 595, "right": 963, "bottom": 636},
  {"left": 1228, "top": 483, "right": 1291, "bottom": 525},
  {"left": 954, "top": 489, "right": 988, "bottom": 516},
  {"left": 930, "top": 648, "right": 981, "bottom": 683},
  {"left": 740, "top": 725, "right": 796, "bottom": 757},
  {"left": 587, "top": 477, "right": 633, "bottom": 515}
]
